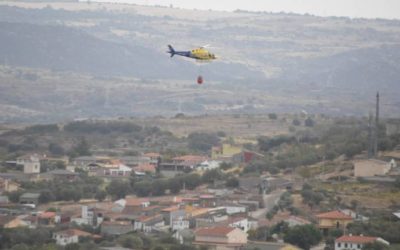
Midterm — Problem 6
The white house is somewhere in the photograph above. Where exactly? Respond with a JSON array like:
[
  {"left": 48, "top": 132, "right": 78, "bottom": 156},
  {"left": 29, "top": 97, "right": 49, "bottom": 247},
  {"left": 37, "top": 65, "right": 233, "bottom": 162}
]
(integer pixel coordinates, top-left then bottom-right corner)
[
  {"left": 17, "top": 155, "right": 41, "bottom": 174},
  {"left": 172, "top": 217, "right": 190, "bottom": 231},
  {"left": 196, "top": 160, "right": 221, "bottom": 171},
  {"left": 53, "top": 229, "right": 96, "bottom": 246},
  {"left": 222, "top": 203, "right": 247, "bottom": 215},
  {"left": 71, "top": 206, "right": 103, "bottom": 227},
  {"left": 335, "top": 235, "right": 389, "bottom": 250}
]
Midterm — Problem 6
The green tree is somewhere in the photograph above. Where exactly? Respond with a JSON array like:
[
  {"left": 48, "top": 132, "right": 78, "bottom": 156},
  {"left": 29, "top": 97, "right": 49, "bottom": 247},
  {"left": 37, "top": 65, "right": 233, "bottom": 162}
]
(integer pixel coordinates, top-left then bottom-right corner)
[
  {"left": 95, "top": 190, "right": 107, "bottom": 202},
  {"left": 117, "top": 235, "right": 143, "bottom": 249},
  {"left": 106, "top": 180, "right": 131, "bottom": 200},
  {"left": 134, "top": 181, "right": 152, "bottom": 197},
  {"left": 305, "top": 117, "right": 315, "bottom": 127},
  {"left": 283, "top": 224, "right": 322, "bottom": 250},
  {"left": 362, "top": 242, "right": 389, "bottom": 250},
  {"left": 226, "top": 177, "right": 239, "bottom": 188},
  {"left": 268, "top": 113, "right": 278, "bottom": 119}
]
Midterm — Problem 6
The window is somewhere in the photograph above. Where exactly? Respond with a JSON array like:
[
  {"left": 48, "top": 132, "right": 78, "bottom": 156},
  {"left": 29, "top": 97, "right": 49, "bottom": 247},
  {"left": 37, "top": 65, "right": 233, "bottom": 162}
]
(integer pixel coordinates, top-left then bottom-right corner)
[
  {"left": 358, "top": 244, "right": 361, "bottom": 248},
  {"left": 345, "top": 243, "right": 348, "bottom": 248},
  {"left": 338, "top": 243, "right": 341, "bottom": 248}
]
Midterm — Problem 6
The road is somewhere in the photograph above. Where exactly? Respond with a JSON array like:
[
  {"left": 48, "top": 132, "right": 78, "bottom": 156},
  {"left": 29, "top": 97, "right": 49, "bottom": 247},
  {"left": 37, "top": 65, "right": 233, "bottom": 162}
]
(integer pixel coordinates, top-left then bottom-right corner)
[{"left": 250, "top": 189, "right": 286, "bottom": 219}]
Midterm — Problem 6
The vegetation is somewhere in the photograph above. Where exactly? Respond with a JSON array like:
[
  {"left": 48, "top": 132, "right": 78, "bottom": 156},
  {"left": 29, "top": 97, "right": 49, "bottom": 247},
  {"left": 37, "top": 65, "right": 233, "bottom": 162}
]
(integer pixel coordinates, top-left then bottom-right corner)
[{"left": 283, "top": 224, "right": 322, "bottom": 250}]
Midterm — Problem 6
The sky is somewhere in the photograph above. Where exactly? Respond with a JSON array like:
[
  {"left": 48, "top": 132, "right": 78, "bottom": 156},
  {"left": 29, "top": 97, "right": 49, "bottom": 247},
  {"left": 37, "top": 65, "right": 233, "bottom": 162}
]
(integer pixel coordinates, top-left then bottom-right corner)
[{"left": 93, "top": 0, "right": 400, "bottom": 19}]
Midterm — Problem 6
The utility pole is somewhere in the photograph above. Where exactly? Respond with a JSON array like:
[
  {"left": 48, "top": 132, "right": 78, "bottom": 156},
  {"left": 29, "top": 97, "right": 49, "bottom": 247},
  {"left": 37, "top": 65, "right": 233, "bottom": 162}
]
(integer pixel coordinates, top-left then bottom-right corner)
[{"left": 373, "top": 92, "right": 379, "bottom": 157}]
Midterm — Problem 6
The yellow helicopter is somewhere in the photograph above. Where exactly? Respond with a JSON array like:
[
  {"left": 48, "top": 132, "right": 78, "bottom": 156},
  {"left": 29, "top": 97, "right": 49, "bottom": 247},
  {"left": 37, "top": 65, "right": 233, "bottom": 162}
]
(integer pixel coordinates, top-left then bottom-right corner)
[{"left": 167, "top": 45, "right": 217, "bottom": 61}]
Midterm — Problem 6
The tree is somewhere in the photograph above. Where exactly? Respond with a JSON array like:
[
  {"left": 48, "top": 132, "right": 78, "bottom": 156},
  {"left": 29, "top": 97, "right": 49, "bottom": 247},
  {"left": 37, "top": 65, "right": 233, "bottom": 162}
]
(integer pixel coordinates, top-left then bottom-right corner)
[
  {"left": 292, "top": 119, "right": 301, "bottom": 126},
  {"left": 106, "top": 180, "right": 131, "bottom": 200},
  {"left": 268, "top": 113, "right": 278, "bottom": 120},
  {"left": 95, "top": 190, "right": 107, "bottom": 202},
  {"left": 202, "top": 169, "right": 224, "bottom": 184},
  {"left": 226, "top": 177, "right": 239, "bottom": 188},
  {"left": 168, "top": 178, "right": 182, "bottom": 194},
  {"left": 187, "top": 132, "right": 220, "bottom": 152},
  {"left": 305, "top": 117, "right": 315, "bottom": 127},
  {"left": 362, "top": 242, "right": 389, "bottom": 250},
  {"left": 72, "top": 137, "right": 91, "bottom": 156},
  {"left": 134, "top": 181, "right": 152, "bottom": 197},
  {"left": 117, "top": 235, "right": 143, "bottom": 249},
  {"left": 39, "top": 190, "right": 55, "bottom": 204},
  {"left": 48, "top": 142, "right": 65, "bottom": 156},
  {"left": 284, "top": 224, "right": 322, "bottom": 250}
]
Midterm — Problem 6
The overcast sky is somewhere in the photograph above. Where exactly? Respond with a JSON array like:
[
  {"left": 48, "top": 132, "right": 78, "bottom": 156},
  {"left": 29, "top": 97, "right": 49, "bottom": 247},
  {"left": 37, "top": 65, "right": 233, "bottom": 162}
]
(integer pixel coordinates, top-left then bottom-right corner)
[{"left": 94, "top": 0, "right": 400, "bottom": 19}]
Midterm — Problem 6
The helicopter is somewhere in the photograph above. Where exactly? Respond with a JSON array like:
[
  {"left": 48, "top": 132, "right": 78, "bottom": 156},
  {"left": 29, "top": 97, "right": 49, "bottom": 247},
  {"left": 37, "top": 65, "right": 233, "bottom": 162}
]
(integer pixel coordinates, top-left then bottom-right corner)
[
  {"left": 167, "top": 45, "right": 216, "bottom": 61},
  {"left": 167, "top": 45, "right": 217, "bottom": 84}
]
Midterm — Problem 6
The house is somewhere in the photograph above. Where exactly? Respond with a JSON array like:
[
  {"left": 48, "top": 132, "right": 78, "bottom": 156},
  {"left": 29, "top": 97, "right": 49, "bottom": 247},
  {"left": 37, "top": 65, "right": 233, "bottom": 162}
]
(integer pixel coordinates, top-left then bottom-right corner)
[
  {"left": 96, "top": 164, "right": 132, "bottom": 178},
  {"left": 0, "top": 215, "right": 28, "bottom": 228},
  {"left": 0, "top": 177, "right": 20, "bottom": 193},
  {"left": 133, "top": 214, "right": 165, "bottom": 233},
  {"left": 245, "top": 241, "right": 301, "bottom": 250},
  {"left": 316, "top": 210, "right": 353, "bottom": 234},
  {"left": 161, "top": 206, "right": 186, "bottom": 226},
  {"left": 217, "top": 217, "right": 249, "bottom": 232},
  {"left": 221, "top": 203, "right": 247, "bottom": 215},
  {"left": 121, "top": 197, "right": 150, "bottom": 214},
  {"left": 197, "top": 161, "right": 221, "bottom": 171},
  {"left": 38, "top": 212, "right": 56, "bottom": 226},
  {"left": 53, "top": 229, "right": 100, "bottom": 246},
  {"left": 284, "top": 216, "right": 312, "bottom": 227},
  {"left": 39, "top": 169, "right": 79, "bottom": 181},
  {"left": 101, "top": 221, "right": 134, "bottom": 235},
  {"left": 19, "top": 192, "right": 40, "bottom": 207},
  {"left": 133, "top": 163, "right": 156, "bottom": 174},
  {"left": 143, "top": 152, "right": 161, "bottom": 165},
  {"left": 199, "top": 194, "right": 218, "bottom": 208},
  {"left": 71, "top": 206, "right": 104, "bottom": 227},
  {"left": 354, "top": 159, "right": 395, "bottom": 177},
  {"left": 16, "top": 154, "right": 42, "bottom": 174},
  {"left": 335, "top": 235, "right": 389, "bottom": 250},
  {"left": 172, "top": 217, "right": 190, "bottom": 231},
  {"left": 212, "top": 144, "right": 242, "bottom": 161},
  {"left": 193, "top": 226, "right": 247, "bottom": 250}
]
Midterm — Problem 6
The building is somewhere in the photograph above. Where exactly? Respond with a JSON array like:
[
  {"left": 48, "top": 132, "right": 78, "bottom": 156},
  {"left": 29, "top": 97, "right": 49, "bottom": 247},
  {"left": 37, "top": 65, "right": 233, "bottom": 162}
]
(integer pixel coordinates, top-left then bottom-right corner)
[
  {"left": 245, "top": 241, "right": 301, "bottom": 250},
  {"left": 284, "top": 216, "right": 312, "bottom": 228},
  {"left": 0, "top": 215, "right": 28, "bottom": 228},
  {"left": 71, "top": 206, "right": 104, "bottom": 227},
  {"left": 101, "top": 221, "right": 134, "bottom": 235},
  {"left": 0, "top": 177, "right": 20, "bottom": 193},
  {"left": 335, "top": 235, "right": 389, "bottom": 250},
  {"left": 133, "top": 214, "right": 165, "bottom": 233},
  {"left": 212, "top": 144, "right": 242, "bottom": 161},
  {"left": 39, "top": 169, "right": 79, "bottom": 181},
  {"left": 161, "top": 206, "right": 186, "bottom": 226},
  {"left": 316, "top": 210, "right": 353, "bottom": 234},
  {"left": 193, "top": 226, "right": 247, "bottom": 250},
  {"left": 17, "top": 154, "right": 41, "bottom": 174},
  {"left": 19, "top": 192, "right": 40, "bottom": 207},
  {"left": 354, "top": 159, "right": 395, "bottom": 177},
  {"left": 53, "top": 229, "right": 99, "bottom": 246}
]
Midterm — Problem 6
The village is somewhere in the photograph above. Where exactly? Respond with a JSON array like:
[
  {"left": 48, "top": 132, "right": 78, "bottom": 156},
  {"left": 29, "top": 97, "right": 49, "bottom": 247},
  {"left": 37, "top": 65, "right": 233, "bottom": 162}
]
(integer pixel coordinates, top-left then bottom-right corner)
[{"left": 0, "top": 114, "right": 400, "bottom": 250}]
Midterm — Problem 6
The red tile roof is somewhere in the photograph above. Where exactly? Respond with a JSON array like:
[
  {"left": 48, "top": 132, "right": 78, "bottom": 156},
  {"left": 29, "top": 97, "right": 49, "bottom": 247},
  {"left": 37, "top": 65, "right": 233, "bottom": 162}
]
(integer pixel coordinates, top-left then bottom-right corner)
[
  {"left": 161, "top": 206, "right": 180, "bottom": 212},
  {"left": 316, "top": 210, "right": 353, "bottom": 220},
  {"left": 336, "top": 235, "right": 377, "bottom": 244},
  {"left": 125, "top": 198, "right": 150, "bottom": 206},
  {"left": 195, "top": 226, "right": 236, "bottom": 237},
  {"left": 144, "top": 152, "right": 161, "bottom": 158},
  {"left": 134, "top": 163, "right": 156, "bottom": 173},
  {"left": 39, "top": 212, "right": 56, "bottom": 219}
]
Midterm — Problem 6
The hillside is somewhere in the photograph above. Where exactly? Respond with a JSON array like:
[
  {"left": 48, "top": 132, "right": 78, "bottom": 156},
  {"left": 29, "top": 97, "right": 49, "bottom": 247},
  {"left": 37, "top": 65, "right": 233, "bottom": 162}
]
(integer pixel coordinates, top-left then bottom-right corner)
[{"left": 0, "top": 1, "right": 400, "bottom": 122}]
